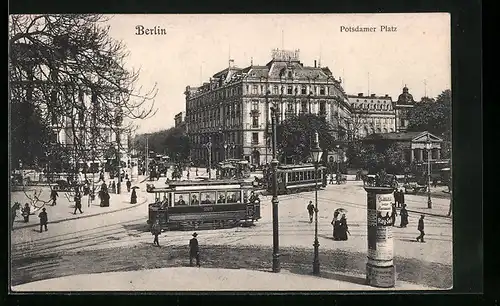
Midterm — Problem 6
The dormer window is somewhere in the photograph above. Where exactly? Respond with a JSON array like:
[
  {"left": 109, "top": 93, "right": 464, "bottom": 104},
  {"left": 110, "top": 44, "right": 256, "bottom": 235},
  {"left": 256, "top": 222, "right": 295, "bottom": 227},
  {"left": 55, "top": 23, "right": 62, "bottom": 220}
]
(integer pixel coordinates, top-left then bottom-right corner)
[
  {"left": 301, "top": 85, "right": 307, "bottom": 95},
  {"left": 287, "top": 86, "right": 293, "bottom": 95},
  {"left": 288, "top": 71, "right": 293, "bottom": 78}
]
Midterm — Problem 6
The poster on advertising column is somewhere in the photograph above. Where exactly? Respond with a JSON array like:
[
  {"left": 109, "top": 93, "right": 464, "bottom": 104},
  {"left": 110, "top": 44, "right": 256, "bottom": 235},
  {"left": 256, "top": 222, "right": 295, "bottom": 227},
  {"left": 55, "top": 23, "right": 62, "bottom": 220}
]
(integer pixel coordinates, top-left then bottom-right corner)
[{"left": 374, "top": 194, "right": 394, "bottom": 260}]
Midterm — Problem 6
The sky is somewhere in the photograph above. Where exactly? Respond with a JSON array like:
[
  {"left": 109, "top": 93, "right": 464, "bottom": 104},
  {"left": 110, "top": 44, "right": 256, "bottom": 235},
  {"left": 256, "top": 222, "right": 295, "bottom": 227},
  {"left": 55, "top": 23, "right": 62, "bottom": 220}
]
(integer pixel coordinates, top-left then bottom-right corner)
[{"left": 105, "top": 13, "right": 451, "bottom": 134}]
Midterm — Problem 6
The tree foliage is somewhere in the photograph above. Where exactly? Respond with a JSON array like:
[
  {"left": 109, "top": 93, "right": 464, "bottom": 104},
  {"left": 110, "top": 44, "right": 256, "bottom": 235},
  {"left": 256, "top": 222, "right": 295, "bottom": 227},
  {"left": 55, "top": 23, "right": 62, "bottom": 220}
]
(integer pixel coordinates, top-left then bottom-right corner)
[
  {"left": 407, "top": 89, "right": 451, "bottom": 140},
  {"left": 133, "top": 127, "right": 191, "bottom": 162},
  {"left": 276, "top": 114, "right": 337, "bottom": 163},
  {"left": 9, "top": 14, "right": 158, "bottom": 170},
  {"left": 346, "top": 141, "right": 408, "bottom": 174}
]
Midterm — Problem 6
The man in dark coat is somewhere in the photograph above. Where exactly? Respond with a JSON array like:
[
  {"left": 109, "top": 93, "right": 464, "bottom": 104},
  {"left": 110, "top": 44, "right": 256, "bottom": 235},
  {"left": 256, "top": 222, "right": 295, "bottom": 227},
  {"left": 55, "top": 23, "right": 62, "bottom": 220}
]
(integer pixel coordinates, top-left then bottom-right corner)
[
  {"left": 399, "top": 204, "right": 409, "bottom": 228},
  {"left": 189, "top": 232, "right": 200, "bottom": 267},
  {"left": 151, "top": 220, "right": 161, "bottom": 247},
  {"left": 400, "top": 189, "right": 405, "bottom": 207},
  {"left": 73, "top": 191, "right": 83, "bottom": 214},
  {"left": 50, "top": 189, "right": 58, "bottom": 206},
  {"left": 416, "top": 215, "right": 425, "bottom": 242},
  {"left": 307, "top": 201, "right": 315, "bottom": 223},
  {"left": 393, "top": 190, "right": 400, "bottom": 208},
  {"left": 22, "top": 203, "right": 31, "bottom": 223},
  {"left": 38, "top": 208, "right": 48, "bottom": 233}
]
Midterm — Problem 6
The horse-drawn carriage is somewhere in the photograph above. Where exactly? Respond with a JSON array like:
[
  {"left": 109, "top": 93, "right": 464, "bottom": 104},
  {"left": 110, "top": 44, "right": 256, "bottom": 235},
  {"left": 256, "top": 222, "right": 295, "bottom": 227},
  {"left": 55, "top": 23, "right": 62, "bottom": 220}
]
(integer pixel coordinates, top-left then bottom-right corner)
[{"left": 403, "top": 183, "right": 428, "bottom": 194}]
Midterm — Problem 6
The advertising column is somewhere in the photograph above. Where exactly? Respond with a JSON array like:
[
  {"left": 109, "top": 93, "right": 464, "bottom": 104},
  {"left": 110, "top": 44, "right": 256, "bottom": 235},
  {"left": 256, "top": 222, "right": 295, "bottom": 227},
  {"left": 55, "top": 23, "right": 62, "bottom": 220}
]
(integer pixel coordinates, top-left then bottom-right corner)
[{"left": 364, "top": 186, "right": 396, "bottom": 288}]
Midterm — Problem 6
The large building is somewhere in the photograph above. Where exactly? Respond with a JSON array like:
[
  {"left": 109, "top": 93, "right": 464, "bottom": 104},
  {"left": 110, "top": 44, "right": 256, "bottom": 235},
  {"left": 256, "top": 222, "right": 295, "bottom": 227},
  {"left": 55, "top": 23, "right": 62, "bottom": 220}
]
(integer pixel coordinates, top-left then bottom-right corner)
[
  {"left": 347, "top": 86, "right": 417, "bottom": 138},
  {"left": 184, "top": 49, "right": 352, "bottom": 166},
  {"left": 347, "top": 93, "right": 396, "bottom": 138}
]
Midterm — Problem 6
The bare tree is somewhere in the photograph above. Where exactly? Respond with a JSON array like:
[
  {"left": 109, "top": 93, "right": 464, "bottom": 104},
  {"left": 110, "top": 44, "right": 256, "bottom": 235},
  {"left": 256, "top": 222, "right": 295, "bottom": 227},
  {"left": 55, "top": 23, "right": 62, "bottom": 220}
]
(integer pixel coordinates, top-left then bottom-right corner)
[
  {"left": 9, "top": 14, "right": 158, "bottom": 197},
  {"left": 339, "top": 108, "right": 375, "bottom": 141}
]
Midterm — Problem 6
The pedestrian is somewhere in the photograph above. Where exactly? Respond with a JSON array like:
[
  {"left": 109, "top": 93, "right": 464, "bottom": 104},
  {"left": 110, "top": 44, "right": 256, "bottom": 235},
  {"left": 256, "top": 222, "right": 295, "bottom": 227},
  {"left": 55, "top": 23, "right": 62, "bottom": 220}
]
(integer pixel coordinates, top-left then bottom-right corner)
[
  {"left": 391, "top": 203, "right": 397, "bottom": 226},
  {"left": 186, "top": 170, "right": 190, "bottom": 180},
  {"left": 400, "top": 189, "right": 405, "bottom": 207},
  {"left": 195, "top": 168, "right": 199, "bottom": 176},
  {"left": 393, "top": 189, "right": 400, "bottom": 208},
  {"left": 131, "top": 188, "right": 137, "bottom": 204},
  {"left": 151, "top": 220, "right": 161, "bottom": 247},
  {"left": 416, "top": 215, "right": 425, "bottom": 242},
  {"left": 126, "top": 179, "right": 131, "bottom": 192},
  {"left": 307, "top": 201, "right": 315, "bottom": 223},
  {"left": 338, "top": 214, "right": 350, "bottom": 241},
  {"left": 38, "top": 207, "right": 48, "bottom": 233},
  {"left": 331, "top": 211, "right": 340, "bottom": 240},
  {"left": 111, "top": 181, "right": 116, "bottom": 194},
  {"left": 329, "top": 174, "right": 335, "bottom": 185},
  {"left": 50, "top": 189, "right": 58, "bottom": 206},
  {"left": 22, "top": 203, "right": 31, "bottom": 223},
  {"left": 189, "top": 232, "right": 200, "bottom": 267},
  {"left": 399, "top": 204, "right": 409, "bottom": 228},
  {"left": 73, "top": 191, "right": 84, "bottom": 214}
]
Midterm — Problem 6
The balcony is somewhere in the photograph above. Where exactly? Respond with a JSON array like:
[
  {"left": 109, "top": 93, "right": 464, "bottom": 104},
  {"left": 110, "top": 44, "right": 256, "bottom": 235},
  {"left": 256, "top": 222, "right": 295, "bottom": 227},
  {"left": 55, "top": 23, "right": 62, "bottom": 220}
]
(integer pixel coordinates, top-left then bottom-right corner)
[{"left": 245, "top": 123, "right": 265, "bottom": 130}]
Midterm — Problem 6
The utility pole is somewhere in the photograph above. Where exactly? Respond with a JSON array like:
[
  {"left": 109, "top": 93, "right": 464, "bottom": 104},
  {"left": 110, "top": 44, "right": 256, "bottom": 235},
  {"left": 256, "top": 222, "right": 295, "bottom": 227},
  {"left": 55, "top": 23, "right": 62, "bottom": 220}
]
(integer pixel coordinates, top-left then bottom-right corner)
[{"left": 116, "top": 129, "right": 121, "bottom": 194}]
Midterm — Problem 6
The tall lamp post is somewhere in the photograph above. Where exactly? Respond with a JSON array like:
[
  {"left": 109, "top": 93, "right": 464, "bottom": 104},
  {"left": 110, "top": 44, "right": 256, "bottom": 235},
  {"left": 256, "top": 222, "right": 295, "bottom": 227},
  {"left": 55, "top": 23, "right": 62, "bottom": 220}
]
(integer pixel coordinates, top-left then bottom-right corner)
[
  {"left": 426, "top": 136, "right": 432, "bottom": 209},
  {"left": 206, "top": 136, "right": 212, "bottom": 179},
  {"left": 270, "top": 105, "right": 281, "bottom": 273},
  {"left": 310, "top": 131, "right": 323, "bottom": 275}
]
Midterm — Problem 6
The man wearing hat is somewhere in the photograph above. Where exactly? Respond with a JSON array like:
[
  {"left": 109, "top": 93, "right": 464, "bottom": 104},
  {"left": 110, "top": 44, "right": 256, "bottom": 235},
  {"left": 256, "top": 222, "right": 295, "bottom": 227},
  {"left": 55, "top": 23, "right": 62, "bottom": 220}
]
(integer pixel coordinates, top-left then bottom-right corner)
[
  {"left": 38, "top": 207, "right": 48, "bottom": 233},
  {"left": 416, "top": 215, "right": 425, "bottom": 242},
  {"left": 189, "top": 232, "right": 200, "bottom": 267}
]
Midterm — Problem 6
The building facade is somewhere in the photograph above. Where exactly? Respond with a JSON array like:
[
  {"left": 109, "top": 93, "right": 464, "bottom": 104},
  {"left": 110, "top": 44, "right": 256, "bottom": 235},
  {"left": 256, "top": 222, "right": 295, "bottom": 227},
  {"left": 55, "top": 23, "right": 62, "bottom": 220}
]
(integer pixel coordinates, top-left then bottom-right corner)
[
  {"left": 347, "top": 93, "right": 396, "bottom": 138},
  {"left": 362, "top": 131, "right": 443, "bottom": 163},
  {"left": 174, "top": 111, "right": 186, "bottom": 132},
  {"left": 185, "top": 49, "right": 352, "bottom": 166}
]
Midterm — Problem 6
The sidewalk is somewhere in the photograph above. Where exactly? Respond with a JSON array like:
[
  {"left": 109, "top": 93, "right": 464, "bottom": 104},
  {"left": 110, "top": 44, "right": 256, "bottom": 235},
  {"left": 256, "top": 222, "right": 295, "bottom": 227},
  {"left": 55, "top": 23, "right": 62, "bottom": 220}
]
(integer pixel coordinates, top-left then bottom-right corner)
[
  {"left": 400, "top": 193, "right": 451, "bottom": 218},
  {"left": 11, "top": 178, "right": 149, "bottom": 230},
  {"left": 11, "top": 267, "right": 436, "bottom": 291}
]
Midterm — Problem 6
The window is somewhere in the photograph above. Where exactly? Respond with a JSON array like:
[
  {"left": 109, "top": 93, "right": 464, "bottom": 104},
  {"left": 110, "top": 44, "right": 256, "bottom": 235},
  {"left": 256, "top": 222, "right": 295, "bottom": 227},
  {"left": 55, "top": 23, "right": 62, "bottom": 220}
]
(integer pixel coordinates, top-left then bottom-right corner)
[
  {"left": 319, "top": 101, "right": 326, "bottom": 115},
  {"left": 252, "top": 116, "right": 259, "bottom": 128},
  {"left": 273, "top": 85, "right": 279, "bottom": 94},
  {"left": 320, "top": 86, "right": 325, "bottom": 95},
  {"left": 200, "top": 192, "right": 216, "bottom": 204},
  {"left": 288, "top": 71, "right": 293, "bottom": 78},
  {"left": 246, "top": 85, "right": 249, "bottom": 93},
  {"left": 190, "top": 193, "right": 201, "bottom": 205},
  {"left": 301, "top": 85, "right": 307, "bottom": 95},
  {"left": 226, "top": 191, "right": 241, "bottom": 203},
  {"left": 287, "top": 102, "right": 294, "bottom": 112},
  {"left": 174, "top": 193, "right": 189, "bottom": 206},
  {"left": 287, "top": 86, "right": 293, "bottom": 94},
  {"left": 252, "top": 101, "right": 259, "bottom": 110},
  {"left": 301, "top": 101, "right": 308, "bottom": 113},
  {"left": 252, "top": 132, "right": 259, "bottom": 144},
  {"left": 216, "top": 191, "right": 227, "bottom": 204},
  {"left": 252, "top": 85, "right": 258, "bottom": 94}
]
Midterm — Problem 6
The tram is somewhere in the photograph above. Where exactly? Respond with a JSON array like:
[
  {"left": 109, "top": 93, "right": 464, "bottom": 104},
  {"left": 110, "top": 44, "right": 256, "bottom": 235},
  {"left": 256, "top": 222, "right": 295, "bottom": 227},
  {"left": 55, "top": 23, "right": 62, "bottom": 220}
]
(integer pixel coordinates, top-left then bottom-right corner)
[
  {"left": 265, "top": 164, "right": 327, "bottom": 195},
  {"left": 147, "top": 179, "right": 261, "bottom": 231}
]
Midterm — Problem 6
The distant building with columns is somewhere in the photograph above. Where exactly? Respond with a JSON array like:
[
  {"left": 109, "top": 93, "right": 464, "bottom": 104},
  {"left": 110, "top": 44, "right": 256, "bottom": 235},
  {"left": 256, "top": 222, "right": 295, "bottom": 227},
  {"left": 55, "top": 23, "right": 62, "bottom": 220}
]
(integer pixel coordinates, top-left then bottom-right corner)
[
  {"left": 184, "top": 49, "right": 352, "bottom": 166},
  {"left": 362, "top": 131, "right": 443, "bottom": 163},
  {"left": 174, "top": 111, "right": 186, "bottom": 132}
]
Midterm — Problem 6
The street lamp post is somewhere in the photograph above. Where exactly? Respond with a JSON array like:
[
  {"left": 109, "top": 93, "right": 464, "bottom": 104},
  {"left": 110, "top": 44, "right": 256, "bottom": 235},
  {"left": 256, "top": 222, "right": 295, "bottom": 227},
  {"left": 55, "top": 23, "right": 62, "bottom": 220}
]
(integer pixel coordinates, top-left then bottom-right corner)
[
  {"left": 223, "top": 143, "right": 228, "bottom": 161},
  {"left": 270, "top": 105, "right": 281, "bottom": 273},
  {"left": 426, "top": 136, "right": 432, "bottom": 209},
  {"left": 206, "top": 136, "right": 212, "bottom": 179},
  {"left": 310, "top": 131, "right": 323, "bottom": 276}
]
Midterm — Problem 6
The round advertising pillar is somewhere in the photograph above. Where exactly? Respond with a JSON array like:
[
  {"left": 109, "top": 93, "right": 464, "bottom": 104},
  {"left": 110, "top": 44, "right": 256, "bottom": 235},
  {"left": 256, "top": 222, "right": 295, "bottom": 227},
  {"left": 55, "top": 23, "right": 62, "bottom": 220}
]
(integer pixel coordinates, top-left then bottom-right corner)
[{"left": 364, "top": 186, "right": 396, "bottom": 288}]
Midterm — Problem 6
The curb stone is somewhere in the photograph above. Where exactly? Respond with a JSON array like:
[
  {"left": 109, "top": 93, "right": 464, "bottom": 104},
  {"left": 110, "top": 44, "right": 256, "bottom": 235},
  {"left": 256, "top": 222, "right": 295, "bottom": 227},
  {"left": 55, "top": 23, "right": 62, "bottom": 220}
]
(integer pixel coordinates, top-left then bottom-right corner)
[{"left": 12, "top": 196, "right": 148, "bottom": 230}]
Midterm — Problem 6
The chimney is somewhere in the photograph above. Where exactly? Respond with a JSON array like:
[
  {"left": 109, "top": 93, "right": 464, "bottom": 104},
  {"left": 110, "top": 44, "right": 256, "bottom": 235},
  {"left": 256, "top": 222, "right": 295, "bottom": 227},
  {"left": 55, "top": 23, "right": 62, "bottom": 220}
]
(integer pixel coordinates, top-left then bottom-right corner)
[
  {"left": 314, "top": 60, "right": 317, "bottom": 68},
  {"left": 385, "top": 94, "right": 389, "bottom": 97},
  {"left": 370, "top": 94, "right": 376, "bottom": 97},
  {"left": 358, "top": 93, "right": 363, "bottom": 97}
]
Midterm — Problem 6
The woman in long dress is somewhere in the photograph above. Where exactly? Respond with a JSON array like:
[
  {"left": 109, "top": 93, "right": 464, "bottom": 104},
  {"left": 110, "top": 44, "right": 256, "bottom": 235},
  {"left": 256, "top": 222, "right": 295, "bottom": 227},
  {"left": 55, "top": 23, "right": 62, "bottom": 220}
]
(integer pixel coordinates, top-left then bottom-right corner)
[
  {"left": 331, "top": 211, "right": 340, "bottom": 240},
  {"left": 339, "top": 214, "right": 349, "bottom": 241}
]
